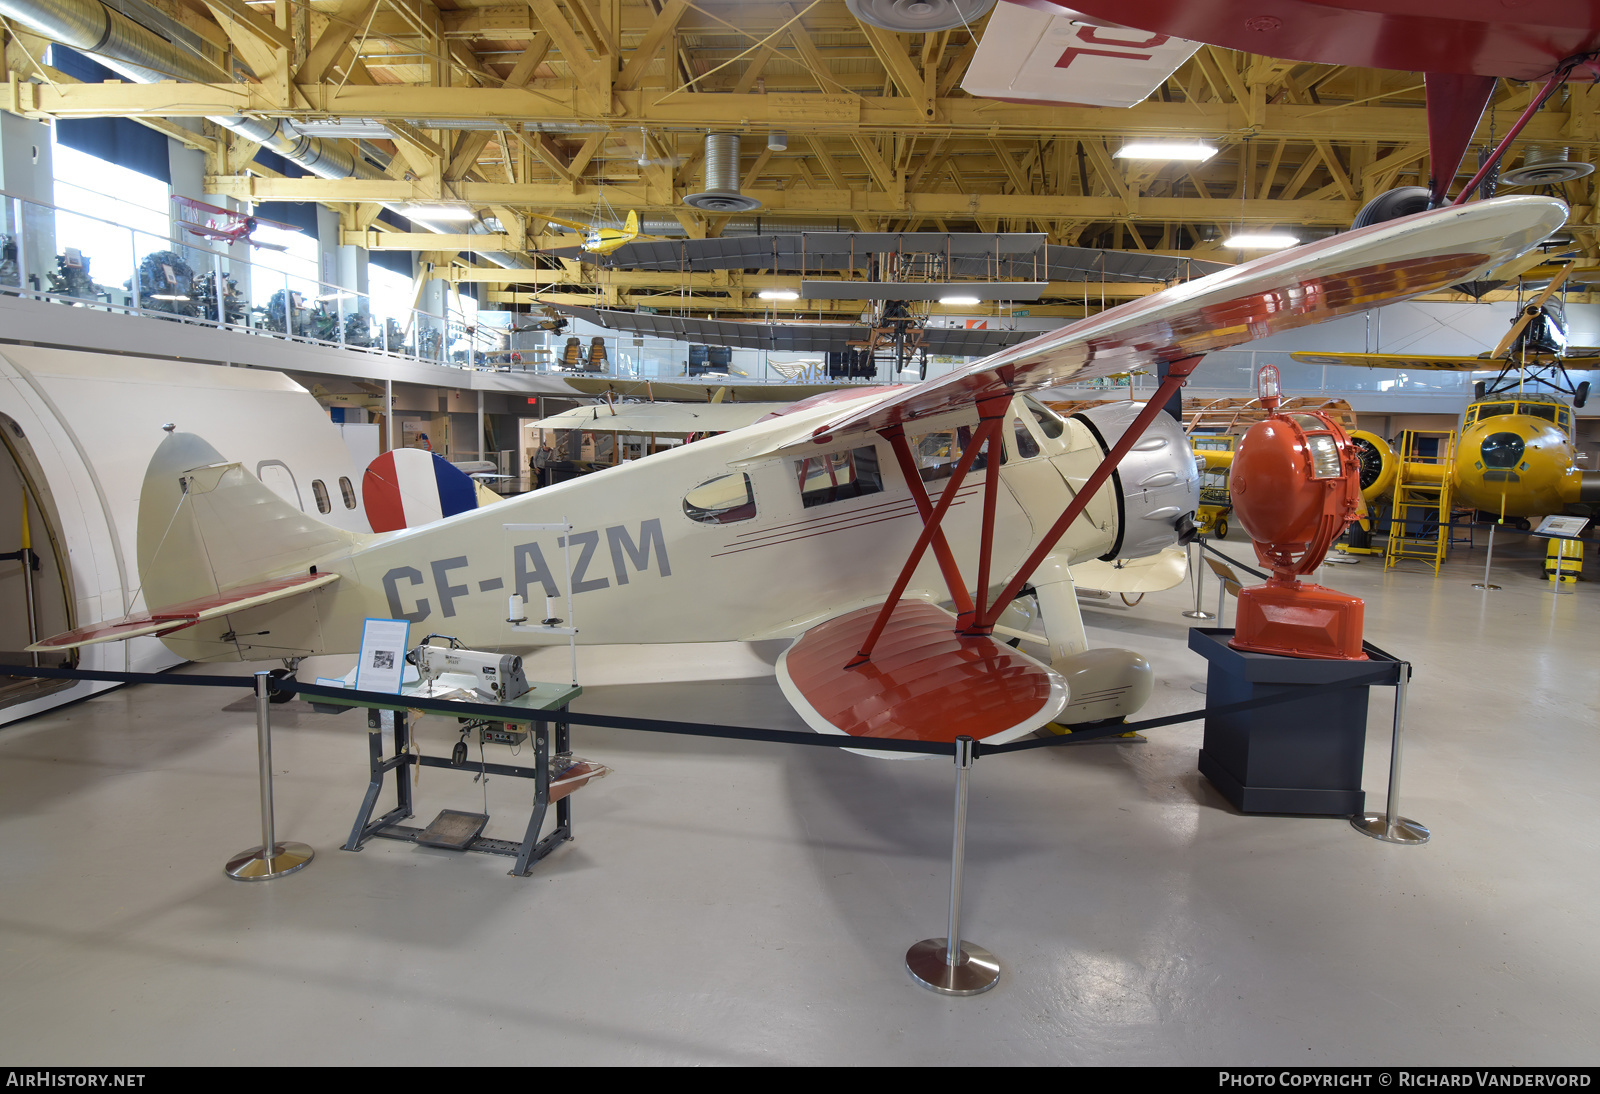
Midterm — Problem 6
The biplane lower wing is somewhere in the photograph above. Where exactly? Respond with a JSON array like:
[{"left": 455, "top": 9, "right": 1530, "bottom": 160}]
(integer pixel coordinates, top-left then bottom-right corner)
[
  {"left": 27, "top": 572, "right": 340, "bottom": 652},
  {"left": 1291, "top": 351, "right": 1499, "bottom": 372},
  {"left": 775, "top": 601, "right": 1068, "bottom": 751}
]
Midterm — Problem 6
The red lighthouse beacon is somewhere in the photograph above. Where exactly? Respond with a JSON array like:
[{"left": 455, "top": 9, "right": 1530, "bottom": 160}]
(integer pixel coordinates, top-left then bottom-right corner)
[{"left": 1227, "top": 364, "right": 1368, "bottom": 660}]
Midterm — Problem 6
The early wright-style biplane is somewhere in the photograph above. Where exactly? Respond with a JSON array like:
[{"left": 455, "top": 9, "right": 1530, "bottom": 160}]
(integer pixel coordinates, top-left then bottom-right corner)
[{"left": 31, "top": 196, "right": 1568, "bottom": 750}]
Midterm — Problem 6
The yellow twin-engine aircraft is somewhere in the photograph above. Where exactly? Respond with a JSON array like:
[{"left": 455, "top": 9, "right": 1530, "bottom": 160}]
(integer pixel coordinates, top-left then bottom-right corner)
[
  {"left": 1291, "top": 267, "right": 1599, "bottom": 579},
  {"left": 1294, "top": 265, "right": 1600, "bottom": 535},
  {"left": 26, "top": 197, "right": 1568, "bottom": 749},
  {"left": 542, "top": 210, "right": 641, "bottom": 256}
]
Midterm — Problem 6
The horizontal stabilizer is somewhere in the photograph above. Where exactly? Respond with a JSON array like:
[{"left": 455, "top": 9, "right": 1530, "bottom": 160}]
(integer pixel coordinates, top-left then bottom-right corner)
[
  {"left": 776, "top": 600, "right": 1067, "bottom": 754},
  {"left": 28, "top": 572, "right": 339, "bottom": 652}
]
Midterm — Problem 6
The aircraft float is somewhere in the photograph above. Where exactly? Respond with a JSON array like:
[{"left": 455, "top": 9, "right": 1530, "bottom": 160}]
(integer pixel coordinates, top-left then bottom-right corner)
[{"left": 29, "top": 196, "right": 1569, "bottom": 749}]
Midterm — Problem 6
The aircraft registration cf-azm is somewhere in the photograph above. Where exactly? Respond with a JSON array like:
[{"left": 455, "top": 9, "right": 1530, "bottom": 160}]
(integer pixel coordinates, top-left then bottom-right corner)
[{"left": 32, "top": 197, "right": 1568, "bottom": 750}]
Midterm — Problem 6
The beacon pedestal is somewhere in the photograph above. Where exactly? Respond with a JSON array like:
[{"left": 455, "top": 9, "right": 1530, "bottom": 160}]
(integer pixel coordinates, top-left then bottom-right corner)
[
  {"left": 1189, "top": 629, "right": 1403, "bottom": 815},
  {"left": 1230, "top": 581, "right": 1366, "bottom": 660}
]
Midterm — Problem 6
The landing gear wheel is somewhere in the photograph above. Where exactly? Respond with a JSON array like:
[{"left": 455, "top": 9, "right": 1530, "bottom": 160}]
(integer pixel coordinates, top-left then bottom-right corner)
[
  {"left": 1120, "top": 592, "right": 1144, "bottom": 606},
  {"left": 266, "top": 667, "right": 296, "bottom": 704},
  {"left": 1576, "top": 380, "right": 1590, "bottom": 409},
  {"left": 1215, "top": 518, "right": 1228, "bottom": 541}
]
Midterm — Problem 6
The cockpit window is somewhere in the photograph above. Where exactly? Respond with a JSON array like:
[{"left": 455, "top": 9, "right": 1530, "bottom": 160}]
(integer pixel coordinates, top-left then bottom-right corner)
[
  {"left": 1557, "top": 408, "right": 1571, "bottom": 433},
  {"left": 795, "top": 447, "right": 883, "bottom": 507},
  {"left": 1476, "top": 402, "right": 1515, "bottom": 420},
  {"left": 1518, "top": 402, "right": 1557, "bottom": 423},
  {"left": 684, "top": 473, "right": 756, "bottom": 524},
  {"left": 1023, "top": 396, "right": 1065, "bottom": 439}
]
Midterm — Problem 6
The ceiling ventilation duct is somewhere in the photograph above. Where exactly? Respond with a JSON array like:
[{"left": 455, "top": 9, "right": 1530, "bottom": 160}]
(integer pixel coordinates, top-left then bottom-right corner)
[
  {"left": 1500, "top": 146, "right": 1595, "bottom": 187},
  {"left": 684, "top": 132, "right": 762, "bottom": 213},
  {"left": 846, "top": 0, "right": 995, "bottom": 33}
]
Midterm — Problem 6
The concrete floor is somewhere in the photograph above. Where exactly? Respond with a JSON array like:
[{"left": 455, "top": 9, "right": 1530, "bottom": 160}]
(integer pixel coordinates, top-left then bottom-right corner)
[{"left": 1, "top": 535, "right": 1596, "bottom": 1065}]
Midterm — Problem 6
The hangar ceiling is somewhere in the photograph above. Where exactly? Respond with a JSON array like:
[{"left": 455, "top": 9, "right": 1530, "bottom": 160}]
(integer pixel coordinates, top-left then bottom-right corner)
[{"left": 4, "top": 0, "right": 1598, "bottom": 319}]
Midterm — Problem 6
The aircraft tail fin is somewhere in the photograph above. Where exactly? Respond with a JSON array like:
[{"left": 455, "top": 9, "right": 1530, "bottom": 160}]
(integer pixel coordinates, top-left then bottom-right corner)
[
  {"left": 134, "top": 431, "right": 359, "bottom": 616},
  {"left": 624, "top": 209, "right": 638, "bottom": 236}
]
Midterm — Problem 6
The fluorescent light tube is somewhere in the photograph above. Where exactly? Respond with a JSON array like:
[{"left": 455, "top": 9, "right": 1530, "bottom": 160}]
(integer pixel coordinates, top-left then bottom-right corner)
[
  {"left": 939, "top": 295, "right": 981, "bottom": 305},
  {"left": 1115, "top": 141, "right": 1218, "bottom": 161},
  {"left": 1222, "top": 233, "right": 1298, "bottom": 249}
]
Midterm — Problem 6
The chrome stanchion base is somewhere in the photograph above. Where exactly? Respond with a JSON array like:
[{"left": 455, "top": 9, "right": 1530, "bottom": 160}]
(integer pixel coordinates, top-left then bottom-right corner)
[
  {"left": 1181, "top": 610, "right": 1216, "bottom": 620},
  {"left": 1470, "top": 582, "right": 1501, "bottom": 591},
  {"left": 225, "top": 841, "right": 315, "bottom": 881},
  {"left": 906, "top": 938, "right": 1001, "bottom": 996},
  {"left": 1350, "top": 814, "right": 1430, "bottom": 845}
]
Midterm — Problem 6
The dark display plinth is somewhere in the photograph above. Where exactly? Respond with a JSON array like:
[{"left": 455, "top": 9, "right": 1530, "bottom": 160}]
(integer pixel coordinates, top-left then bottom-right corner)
[{"left": 1188, "top": 629, "right": 1403, "bottom": 815}]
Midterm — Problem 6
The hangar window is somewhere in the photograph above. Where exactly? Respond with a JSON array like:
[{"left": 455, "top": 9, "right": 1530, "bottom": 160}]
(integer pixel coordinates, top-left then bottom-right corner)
[
  {"left": 339, "top": 476, "right": 357, "bottom": 509},
  {"left": 684, "top": 473, "right": 756, "bottom": 524},
  {"left": 795, "top": 447, "right": 883, "bottom": 507},
  {"left": 311, "top": 479, "right": 331, "bottom": 514}
]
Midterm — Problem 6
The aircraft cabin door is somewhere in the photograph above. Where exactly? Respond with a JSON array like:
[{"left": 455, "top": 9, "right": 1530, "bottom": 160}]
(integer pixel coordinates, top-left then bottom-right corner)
[
  {"left": 255, "top": 460, "right": 305, "bottom": 510},
  {"left": 0, "top": 413, "right": 75, "bottom": 710}
]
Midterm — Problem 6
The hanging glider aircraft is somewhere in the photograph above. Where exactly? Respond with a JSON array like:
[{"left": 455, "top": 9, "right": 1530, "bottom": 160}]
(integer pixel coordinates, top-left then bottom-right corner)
[{"left": 29, "top": 197, "right": 1568, "bottom": 749}]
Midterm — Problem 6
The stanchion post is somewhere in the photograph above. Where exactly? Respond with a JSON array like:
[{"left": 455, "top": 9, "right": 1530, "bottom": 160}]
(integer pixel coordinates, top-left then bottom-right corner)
[
  {"left": 1183, "top": 539, "right": 1215, "bottom": 620},
  {"left": 1351, "top": 663, "right": 1430, "bottom": 845},
  {"left": 906, "top": 736, "right": 1001, "bottom": 995},
  {"left": 1471, "top": 523, "right": 1501, "bottom": 590},
  {"left": 226, "top": 672, "right": 315, "bottom": 880}
]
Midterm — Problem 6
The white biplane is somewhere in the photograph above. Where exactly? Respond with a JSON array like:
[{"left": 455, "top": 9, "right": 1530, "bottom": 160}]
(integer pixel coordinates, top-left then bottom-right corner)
[{"left": 30, "top": 197, "right": 1567, "bottom": 749}]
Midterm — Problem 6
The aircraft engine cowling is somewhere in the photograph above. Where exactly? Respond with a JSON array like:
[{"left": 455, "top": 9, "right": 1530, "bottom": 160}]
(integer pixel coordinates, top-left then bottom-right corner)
[
  {"left": 1349, "top": 429, "right": 1398, "bottom": 505},
  {"left": 1071, "top": 402, "right": 1201, "bottom": 561}
]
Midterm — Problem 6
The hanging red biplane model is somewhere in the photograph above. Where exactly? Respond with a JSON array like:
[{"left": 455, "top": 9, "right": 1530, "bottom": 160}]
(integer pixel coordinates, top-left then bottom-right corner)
[{"left": 172, "top": 196, "right": 302, "bottom": 252}]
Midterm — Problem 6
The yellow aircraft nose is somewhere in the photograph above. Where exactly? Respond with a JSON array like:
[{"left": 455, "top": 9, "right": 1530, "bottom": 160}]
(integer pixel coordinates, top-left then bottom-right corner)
[{"left": 1453, "top": 415, "right": 1578, "bottom": 516}]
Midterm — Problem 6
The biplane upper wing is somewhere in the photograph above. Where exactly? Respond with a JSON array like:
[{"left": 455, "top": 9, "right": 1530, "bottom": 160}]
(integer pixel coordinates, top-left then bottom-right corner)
[
  {"left": 1291, "top": 351, "right": 1500, "bottom": 372},
  {"left": 736, "top": 195, "right": 1567, "bottom": 463},
  {"left": 756, "top": 196, "right": 1566, "bottom": 751}
]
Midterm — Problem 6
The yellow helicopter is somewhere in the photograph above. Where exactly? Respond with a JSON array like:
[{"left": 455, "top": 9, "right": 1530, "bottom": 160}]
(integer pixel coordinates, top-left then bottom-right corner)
[
  {"left": 541, "top": 209, "right": 641, "bottom": 256},
  {"left": 1293, "top": 264, "right": 1598, "bottom": 579}
]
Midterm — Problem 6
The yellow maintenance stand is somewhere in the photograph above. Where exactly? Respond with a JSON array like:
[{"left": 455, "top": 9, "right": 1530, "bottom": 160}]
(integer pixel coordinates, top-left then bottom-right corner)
[{"left": 1384, "top": 429, "right": 1457, "bottom": 574}]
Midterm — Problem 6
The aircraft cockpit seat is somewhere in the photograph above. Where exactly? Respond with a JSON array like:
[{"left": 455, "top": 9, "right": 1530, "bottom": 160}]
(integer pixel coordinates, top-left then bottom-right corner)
[
  {"left": 561, "top": 337, "right": 583, "bottom": 368},
  {"left": 586, "top": 337, "right": 609, "bottom": 372}
]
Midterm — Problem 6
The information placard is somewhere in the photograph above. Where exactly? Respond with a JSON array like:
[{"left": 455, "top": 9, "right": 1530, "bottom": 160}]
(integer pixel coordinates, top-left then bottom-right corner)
[
  {"left": 354, "top": 618, "right": 410, "bottom": 694},
  {"left": 1534, "top": 515, "right": 1588, "bottom": 539}
]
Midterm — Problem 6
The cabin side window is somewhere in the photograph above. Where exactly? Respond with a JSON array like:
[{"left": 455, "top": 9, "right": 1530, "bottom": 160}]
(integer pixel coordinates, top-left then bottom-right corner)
[
  {"left": 907, "top": 425, "right": 1005, "bottom": 494},
  {"left": 1011, "top": 414, "right": 1041, "bottom": 460},
  {"left": 794, "top": 446, "right": 883, "bottom": 508},
  {"left": 338, "top": 476, "right": 357, "bottom": 509},
  {"left": 684, "top": 473, "right": 757, "bottom": 524},
  {"left": 311, "top": 479, "right": 331, "bottom": 514}
]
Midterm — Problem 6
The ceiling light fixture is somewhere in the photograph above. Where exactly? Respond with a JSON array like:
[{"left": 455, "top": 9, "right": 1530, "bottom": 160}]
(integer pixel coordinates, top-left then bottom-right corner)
[
  {"left": 1115, "top": 141, "right": 1218, "bottom": 162},
  {"left": 150, "top": 294, "right": 190, "bottom": 301},
  {"left": 758, "top": 289, "right": 799, "bottom": 300},
  {"left": 407, "top": 204, "right": 478, "bottom": 222},
  {"left": 1222, "top": 233, "right": 1299, "bottom": 250},
  {"left": 939, "top": 295, "right": 981, "bottom": 306}
]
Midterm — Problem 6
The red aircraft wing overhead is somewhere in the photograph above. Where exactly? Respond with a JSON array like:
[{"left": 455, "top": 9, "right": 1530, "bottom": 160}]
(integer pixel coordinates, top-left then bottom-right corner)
[
  {"left": 781, "top": 196, "right": 1565, "bottom": 451},
  {"left": 1043, "top": 0, "right": 1600, "bottom": 81}
]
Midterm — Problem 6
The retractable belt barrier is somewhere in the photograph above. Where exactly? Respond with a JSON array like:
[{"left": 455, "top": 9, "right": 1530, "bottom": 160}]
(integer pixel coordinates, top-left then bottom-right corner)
[{"left": 3, "top": 662, "right": 1398, "bottom": 759}]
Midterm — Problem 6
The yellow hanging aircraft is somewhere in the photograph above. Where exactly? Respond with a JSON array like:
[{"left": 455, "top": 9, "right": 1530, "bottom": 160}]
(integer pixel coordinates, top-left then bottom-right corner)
[
  {"left": 542, "top": 210, "right": 641, "bottom": 256},
  {"left": 1292, "top": 265, "right": 1599, "bottom": 578}
]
